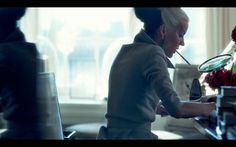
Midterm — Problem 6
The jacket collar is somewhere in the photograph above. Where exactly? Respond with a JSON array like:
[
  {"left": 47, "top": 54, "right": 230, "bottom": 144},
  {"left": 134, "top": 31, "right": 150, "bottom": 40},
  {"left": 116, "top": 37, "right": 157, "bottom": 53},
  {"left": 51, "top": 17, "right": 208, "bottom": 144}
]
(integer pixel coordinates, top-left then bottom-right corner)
[{"left": 134, "top": 29, "right": 175, "bottom": 69}]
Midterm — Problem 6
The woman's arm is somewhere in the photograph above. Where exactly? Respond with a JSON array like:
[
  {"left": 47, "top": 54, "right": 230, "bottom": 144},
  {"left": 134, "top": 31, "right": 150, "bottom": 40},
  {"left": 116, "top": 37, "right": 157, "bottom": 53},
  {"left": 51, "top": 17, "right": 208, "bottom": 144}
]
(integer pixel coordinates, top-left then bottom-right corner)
[{"left": 174, "top": 101, "right": 216, "bottom": 118}]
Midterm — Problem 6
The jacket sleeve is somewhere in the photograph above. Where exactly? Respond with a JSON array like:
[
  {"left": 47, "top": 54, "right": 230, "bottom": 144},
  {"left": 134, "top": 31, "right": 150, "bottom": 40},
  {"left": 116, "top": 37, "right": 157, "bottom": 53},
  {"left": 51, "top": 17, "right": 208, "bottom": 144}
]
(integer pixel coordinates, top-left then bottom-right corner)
[{"left": 143, "top": 48, "right": 182, "bottom": 117}]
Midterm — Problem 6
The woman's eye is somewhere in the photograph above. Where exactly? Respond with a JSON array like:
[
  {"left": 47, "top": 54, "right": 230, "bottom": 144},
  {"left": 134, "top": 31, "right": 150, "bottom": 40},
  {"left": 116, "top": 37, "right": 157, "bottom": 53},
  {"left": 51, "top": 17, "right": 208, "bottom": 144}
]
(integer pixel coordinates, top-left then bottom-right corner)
[{"left": 179, "top": 34, "right": 184, "bottom": 38}]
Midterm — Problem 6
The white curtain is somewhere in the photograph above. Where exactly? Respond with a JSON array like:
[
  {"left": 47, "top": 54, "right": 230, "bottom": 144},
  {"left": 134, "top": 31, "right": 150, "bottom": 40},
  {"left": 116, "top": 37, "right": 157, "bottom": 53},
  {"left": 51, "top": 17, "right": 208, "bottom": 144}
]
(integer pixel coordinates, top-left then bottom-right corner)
[{"left": 206, "top": 7, "right": 236, "bottom": 58}]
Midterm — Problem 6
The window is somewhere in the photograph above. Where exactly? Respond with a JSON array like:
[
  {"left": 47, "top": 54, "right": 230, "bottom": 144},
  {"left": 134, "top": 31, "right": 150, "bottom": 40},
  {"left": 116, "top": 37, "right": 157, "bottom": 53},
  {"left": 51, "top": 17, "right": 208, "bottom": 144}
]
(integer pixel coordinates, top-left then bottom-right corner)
[
  {"left": 22, "top": 8, "right": 132, "bottom": 103},
  {"left": 21, "top": 8, "right": 207, "bottom": 104}
]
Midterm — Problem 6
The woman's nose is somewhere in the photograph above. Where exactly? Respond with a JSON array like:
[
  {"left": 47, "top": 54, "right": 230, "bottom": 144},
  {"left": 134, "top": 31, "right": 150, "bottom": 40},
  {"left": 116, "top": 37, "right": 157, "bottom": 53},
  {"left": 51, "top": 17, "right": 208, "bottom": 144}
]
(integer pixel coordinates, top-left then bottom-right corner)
[{"left": 180, "top": 39, "right": 185, "bottom": 46}]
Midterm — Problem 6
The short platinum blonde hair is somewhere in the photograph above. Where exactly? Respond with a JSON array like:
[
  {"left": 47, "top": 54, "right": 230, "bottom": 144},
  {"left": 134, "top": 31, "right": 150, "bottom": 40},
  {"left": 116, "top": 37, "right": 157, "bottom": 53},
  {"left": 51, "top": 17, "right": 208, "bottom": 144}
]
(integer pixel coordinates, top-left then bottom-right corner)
[
  {"left": 159, "top": 7, "right": 189, "bottom": 29},
  {"left": 134, "top": 7, "right": 189, "bottom": 39}
]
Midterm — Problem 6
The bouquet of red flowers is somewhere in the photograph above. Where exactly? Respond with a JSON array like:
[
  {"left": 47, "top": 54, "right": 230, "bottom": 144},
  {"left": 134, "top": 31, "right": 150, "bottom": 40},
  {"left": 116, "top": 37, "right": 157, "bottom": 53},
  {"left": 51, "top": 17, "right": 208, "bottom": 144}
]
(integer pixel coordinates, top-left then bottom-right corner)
[
  {"left": 205, "top": 68, "right": 236, "bottom": 89},
  {"left": 205, "top": 26, "right": 236, "bottom": 89}
]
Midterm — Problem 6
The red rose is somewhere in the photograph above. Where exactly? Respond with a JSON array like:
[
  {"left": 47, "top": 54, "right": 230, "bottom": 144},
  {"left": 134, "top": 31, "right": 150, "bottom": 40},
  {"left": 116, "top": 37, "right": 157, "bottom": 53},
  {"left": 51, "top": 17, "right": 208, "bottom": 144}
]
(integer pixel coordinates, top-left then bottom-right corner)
[
  {"left": 205, "top": 68, "right": 232, "bottom": 89},
  {"left": 232, "top": 72, "right": 236, "bottom": 86},
  {"left": 205, "top": 70, "right": 221, "bottom": 89},
  {"left": 232, "top": 26, "right": 236, "bottom": 43},
  {"left": 220, "top": 69, "right": 231, "bottom": 86}
]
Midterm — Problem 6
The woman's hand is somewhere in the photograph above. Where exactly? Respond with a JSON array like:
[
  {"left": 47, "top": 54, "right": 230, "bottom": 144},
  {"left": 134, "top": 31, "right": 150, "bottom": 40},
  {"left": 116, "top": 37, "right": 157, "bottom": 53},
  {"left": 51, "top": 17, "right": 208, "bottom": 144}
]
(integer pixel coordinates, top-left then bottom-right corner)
[
  {"left": 200, "top": 95, "right": 217, "bottom": 103},
  {"left": 156, "top": 101, "right": 169, "bottom": 116}
]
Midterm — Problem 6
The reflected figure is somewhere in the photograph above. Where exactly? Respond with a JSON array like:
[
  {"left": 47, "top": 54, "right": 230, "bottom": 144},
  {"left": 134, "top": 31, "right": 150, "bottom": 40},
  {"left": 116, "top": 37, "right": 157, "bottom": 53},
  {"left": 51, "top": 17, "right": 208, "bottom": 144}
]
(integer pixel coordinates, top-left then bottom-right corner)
[{"left": 0, "top": 8, "right": 41, "bottom": 139}]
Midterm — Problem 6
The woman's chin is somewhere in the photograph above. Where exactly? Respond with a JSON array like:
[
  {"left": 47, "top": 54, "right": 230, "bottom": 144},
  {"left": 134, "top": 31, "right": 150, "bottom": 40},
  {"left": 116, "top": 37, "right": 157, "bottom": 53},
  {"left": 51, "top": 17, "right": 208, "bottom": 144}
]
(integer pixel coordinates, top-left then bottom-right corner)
[{"left": 167, "top": 54, "right": 173, "bottom": 58}]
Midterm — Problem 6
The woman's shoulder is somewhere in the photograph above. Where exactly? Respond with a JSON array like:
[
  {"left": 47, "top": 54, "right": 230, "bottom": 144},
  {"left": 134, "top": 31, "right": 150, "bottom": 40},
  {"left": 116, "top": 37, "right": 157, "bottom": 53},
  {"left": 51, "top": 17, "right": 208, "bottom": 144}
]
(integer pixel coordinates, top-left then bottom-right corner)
[
  {"left": 138, "top": 43, "right": 165, "bottom": 57},
  {"left": 125, "top": 42, "right": 162, "bottom": 51},
  {"left": 0, "top": 41, "right": 36, "bottom": 51},
  {"left": 0, "top": 42, "right": 38, "bottom": 58},
  {"left": 121, "top": 43, "right": 165, "bottom": 59}
]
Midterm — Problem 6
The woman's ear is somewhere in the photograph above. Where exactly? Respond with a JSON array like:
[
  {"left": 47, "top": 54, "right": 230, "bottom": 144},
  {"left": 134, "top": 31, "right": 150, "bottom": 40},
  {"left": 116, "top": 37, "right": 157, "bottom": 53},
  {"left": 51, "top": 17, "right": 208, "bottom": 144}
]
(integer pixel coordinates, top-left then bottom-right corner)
[{"left": 159, "top": 24, "right": 166, "bottom": 40}]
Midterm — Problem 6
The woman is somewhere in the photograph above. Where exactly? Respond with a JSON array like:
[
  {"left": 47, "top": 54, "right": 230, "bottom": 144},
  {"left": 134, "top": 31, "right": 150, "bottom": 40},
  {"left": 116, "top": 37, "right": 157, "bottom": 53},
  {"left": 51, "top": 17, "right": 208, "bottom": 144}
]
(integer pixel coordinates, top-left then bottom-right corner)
[
  {"left": 97, "top": 7, "right": 215, "bottom": 140},
  {"left": 0, "top": 8, "right": 41, "bottom": 139}
]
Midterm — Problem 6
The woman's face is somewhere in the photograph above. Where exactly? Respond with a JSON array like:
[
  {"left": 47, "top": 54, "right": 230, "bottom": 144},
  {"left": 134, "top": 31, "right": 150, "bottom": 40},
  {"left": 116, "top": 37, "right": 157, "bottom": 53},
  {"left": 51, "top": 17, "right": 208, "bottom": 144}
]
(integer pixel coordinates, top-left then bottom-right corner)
[{"left": 162, "top": 20, "right": 188, "bottom": 58}]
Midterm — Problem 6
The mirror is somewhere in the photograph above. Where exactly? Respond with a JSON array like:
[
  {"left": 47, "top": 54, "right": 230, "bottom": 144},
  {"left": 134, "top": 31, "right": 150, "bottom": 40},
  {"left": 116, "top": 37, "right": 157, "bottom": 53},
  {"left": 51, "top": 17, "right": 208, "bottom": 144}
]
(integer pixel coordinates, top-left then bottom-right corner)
[{"left": 198, "top": 54, "right": 233, "bottom": 73}]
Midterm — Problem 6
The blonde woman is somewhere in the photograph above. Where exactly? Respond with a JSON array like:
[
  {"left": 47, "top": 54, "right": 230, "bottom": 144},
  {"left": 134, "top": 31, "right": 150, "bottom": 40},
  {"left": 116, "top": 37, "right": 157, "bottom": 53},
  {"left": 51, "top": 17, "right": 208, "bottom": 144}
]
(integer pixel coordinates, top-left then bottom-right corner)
[{"left": 97, "top": 7, "right": 215, "bottom": 140}]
